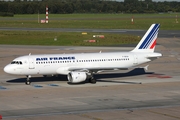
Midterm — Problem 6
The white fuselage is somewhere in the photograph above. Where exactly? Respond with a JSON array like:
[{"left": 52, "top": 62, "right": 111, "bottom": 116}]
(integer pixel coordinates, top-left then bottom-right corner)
[{"left": 4, "top": 52, "right": 160, "bottom": 76}]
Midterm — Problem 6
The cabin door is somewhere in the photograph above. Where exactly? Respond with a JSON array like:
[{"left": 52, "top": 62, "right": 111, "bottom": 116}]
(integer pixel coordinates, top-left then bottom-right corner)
[
  {"left": 29, "top": 57, "right": 35, "bottom": 69},
  {"left": 133, "top": 55, "right": 138, "bottom": 65}
]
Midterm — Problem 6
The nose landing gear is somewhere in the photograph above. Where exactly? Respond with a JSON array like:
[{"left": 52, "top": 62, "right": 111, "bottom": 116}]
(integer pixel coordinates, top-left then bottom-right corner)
[{"left": 25, "top": 75, "right": 31, "bottom": 85}]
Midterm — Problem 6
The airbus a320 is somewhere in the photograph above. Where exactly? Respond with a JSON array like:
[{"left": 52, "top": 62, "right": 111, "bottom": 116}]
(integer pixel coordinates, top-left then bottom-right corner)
[{"left": 4, "top": 24, "right": 162, "bottom": 85}]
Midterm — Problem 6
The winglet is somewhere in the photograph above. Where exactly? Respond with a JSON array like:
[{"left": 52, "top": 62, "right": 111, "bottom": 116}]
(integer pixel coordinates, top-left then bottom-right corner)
[{"left": 131, "top": 24, "right": 160, "bottom": 53}]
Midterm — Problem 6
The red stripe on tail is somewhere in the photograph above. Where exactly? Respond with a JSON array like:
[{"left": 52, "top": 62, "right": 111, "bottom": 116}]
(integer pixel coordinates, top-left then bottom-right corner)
[{"left": 150, "top": 40, "right": 156, "bottom": 49}]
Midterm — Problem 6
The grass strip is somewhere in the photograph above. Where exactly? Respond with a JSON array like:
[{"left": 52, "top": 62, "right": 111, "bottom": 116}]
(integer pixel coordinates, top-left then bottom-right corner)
[
  {"left": 0, "top": 31, "right": 140, "bottom": 46},
  {"left": 0, "top": 14, "right": 179, "bottom": 30}
]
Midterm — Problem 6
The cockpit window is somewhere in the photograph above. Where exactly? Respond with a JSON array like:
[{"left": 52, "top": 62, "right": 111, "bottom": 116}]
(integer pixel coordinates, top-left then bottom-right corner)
[
  {"left": 11, "top": 61, "right": 23, "bottom": 65},
  {"left": 11, "top": 61, "right": 16, "bottom": 64}
]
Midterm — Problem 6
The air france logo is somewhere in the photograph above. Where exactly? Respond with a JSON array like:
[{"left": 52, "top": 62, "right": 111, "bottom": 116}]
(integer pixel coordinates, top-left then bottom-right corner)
[{"left": 36, "top": 56, "right": 75, "bottom": 61}]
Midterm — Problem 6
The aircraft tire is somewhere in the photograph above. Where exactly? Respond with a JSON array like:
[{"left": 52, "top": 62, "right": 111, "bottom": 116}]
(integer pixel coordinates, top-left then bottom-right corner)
[
  {"left": 90, "top": 78, "right": 96, "bottom": 84},
  {"left": 25, "top": 81, "right": 31, "bottom": 85}
]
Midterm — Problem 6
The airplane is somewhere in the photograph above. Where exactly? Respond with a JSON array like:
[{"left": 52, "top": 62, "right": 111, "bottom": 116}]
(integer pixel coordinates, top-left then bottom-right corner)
[{"left": 4, "top": 24, "right": 162, "bottom": 85}]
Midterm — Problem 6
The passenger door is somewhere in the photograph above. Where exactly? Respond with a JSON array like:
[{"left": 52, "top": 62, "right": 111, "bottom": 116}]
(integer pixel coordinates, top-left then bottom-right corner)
[
  {"left": 133, "top": 55, "right": 138, "bottom": 65},
  {"left": 28, "top": 57, "right": 35, "bottom": 69}
]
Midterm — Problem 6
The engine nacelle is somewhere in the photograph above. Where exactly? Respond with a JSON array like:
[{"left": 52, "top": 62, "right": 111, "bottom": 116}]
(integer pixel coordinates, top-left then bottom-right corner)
[{"left": 67, "top": 72, "right": 87, "bottom": 83}]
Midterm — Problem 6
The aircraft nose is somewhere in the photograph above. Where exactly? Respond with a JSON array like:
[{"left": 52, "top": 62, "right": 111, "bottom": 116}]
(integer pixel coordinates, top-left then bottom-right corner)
[{"left": 4, "top": 65, "right": 12, "bottom": 74}]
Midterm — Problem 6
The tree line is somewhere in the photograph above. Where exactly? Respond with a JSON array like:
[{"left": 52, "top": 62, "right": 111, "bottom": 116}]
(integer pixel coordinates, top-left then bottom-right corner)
[{"left": 0, "top": 0, "right": 180, "bottom": 16}]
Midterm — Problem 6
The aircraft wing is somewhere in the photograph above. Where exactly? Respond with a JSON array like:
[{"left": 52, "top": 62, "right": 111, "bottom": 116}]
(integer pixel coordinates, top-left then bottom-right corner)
[{"left": 68, "top": 67, "right": 129, "bottom": 73}]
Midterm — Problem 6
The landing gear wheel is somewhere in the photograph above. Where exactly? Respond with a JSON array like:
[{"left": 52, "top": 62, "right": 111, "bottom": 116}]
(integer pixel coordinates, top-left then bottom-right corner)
[
  {"left": 87, "top": 72, "right": 96, "bottom": 84},
  {"left": 90, "top": 78, "right": 96, "bottom": 84},
  {"left": 25, "top": 81, "right": 31, "bottom": 85},
  {"left": 25, "top": 75, "right": 31, "bottom": 85}
]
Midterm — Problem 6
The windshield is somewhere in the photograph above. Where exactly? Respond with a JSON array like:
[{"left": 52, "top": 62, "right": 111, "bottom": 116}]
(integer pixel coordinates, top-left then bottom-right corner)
[{"left": 11, "top": 61, "right": 23, "bottom": 65}]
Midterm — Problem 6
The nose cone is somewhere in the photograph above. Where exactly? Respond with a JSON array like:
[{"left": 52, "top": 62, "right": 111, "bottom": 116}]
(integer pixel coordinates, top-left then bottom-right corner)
[{"left": 4, "top": 65, "right": 13, "bottom": 74}]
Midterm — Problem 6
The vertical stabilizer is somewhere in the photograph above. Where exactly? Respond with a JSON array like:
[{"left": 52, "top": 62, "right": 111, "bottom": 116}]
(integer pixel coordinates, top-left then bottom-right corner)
[{"left": 131, "top": 24, "right": 160, "bottom": 53}]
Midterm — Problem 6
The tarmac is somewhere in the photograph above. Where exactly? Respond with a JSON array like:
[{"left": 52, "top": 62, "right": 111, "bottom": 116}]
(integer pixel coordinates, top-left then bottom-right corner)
[{"left": 0, "top": 37, "right": 180, "bottom": 120}]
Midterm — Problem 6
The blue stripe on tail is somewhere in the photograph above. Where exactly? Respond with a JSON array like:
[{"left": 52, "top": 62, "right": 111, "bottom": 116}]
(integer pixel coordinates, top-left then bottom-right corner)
[
  {"left": 145, "top": 32, "right": 158, "bottom": 49},
  {"left": 143, "top": 24, "right": 159, "bottom": 49},
  {"left": 139, "top": 24, "right": 159, "bottom": 49}
]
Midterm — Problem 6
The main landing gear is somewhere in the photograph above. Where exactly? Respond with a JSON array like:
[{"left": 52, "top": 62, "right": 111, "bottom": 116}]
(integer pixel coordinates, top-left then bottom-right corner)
[
  {"left": 89, "top": 77, "right": 96, "bottom": 84},
  {"left": 25, "top": 75, "right": 31, "bottom": 85},
  {"left": 86, "top": 72, "right": 97, "bottom": 84}
]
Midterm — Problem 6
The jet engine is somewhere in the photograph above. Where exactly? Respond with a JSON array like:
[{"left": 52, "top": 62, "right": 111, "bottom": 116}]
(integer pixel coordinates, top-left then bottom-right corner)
[{"left": 67, "top": 72, "right": 87, "bottom": 83}]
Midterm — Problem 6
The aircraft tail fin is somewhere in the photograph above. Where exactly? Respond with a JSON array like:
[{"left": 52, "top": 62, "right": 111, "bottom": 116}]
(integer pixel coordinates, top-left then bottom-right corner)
[{"left": 131, "top": 24, "right": 160, "bottom": 53}]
